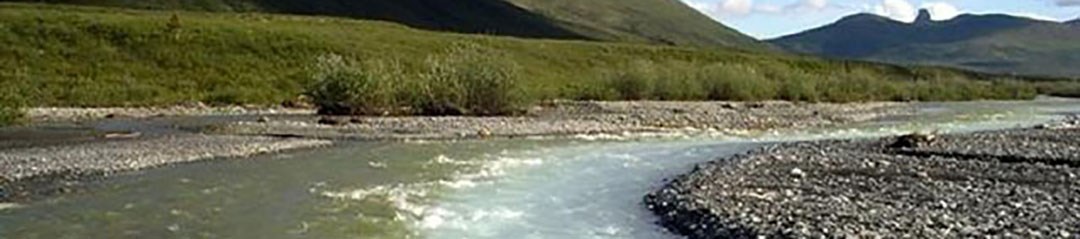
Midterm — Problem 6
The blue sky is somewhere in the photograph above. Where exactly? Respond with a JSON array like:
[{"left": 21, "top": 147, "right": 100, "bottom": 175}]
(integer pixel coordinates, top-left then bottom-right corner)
[{"left": 682, "top": 0, "right": 1080, "bottom": 39}]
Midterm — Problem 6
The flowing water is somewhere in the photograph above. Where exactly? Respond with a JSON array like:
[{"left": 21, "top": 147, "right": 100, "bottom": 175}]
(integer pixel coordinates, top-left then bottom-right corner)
[{"left": 1, "top": 99, "right": 1079, "bottom": 239}]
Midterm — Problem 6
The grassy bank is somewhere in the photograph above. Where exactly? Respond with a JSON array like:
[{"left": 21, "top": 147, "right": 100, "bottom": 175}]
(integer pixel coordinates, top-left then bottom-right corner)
[{"left": 0, "top": 3, "right": 1073, "bottom": 117}]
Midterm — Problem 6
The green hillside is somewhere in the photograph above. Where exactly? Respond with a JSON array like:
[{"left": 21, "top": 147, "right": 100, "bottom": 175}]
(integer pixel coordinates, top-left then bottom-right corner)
[
  {"left": 502, "top": 0, "right": 764, "bottom": 48},
  {"left": 6, "top": 0, "right": 769, "bottom": 50},
  {"left": 0, "top": 3, "right": 1069, "bottom": 116},
  {"left": 770, "top": 10, "right": 1080, "bottom": 78}
]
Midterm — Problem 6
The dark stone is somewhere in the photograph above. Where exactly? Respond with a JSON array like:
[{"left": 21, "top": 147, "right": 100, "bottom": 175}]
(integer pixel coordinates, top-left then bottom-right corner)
[
  {"left": 890, "top": 133, "right": 936, "bottom": 148},
  {"left": 317, "top": 117, "right": 346, "bottom": 126}
]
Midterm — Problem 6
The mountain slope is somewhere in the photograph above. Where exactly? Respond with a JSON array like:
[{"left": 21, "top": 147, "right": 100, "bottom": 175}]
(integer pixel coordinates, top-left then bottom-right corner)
[
  {"left": 8, "top": 0, "right": 768, "bottom": 50},
  {"left": 2, "top": 3, "right": 1056, "bottom": 108},
  {"left": 770, "top": 10, "right": 1080, "bottom": 77}
]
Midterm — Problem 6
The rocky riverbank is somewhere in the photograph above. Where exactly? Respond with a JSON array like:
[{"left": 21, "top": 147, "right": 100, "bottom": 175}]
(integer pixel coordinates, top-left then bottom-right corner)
[
  {"left": 217, "top": 101, "right": 911, "bottom": 140},
  {"left": 27, "top": 105, "right": 313, "bottom": 122},
  {"left": 646, "top": 117, "right": 1080, "bottom": 238}
]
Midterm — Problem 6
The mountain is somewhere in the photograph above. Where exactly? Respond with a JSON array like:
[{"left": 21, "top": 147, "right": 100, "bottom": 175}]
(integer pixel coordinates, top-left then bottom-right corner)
[
  {"left": 770, "top": 9, "right": 1080, "bottom": 78},
  {"left": 7, "top": 0, "right": 768, "bottom": 50}
]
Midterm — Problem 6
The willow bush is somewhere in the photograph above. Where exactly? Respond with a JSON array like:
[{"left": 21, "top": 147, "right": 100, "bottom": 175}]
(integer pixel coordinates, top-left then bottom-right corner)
[
  {"left": 0, "top": 89, "right": 25, "bottom": 125},
  {"left": 307, "top": 45, "right": 529, "bottom": 116}
]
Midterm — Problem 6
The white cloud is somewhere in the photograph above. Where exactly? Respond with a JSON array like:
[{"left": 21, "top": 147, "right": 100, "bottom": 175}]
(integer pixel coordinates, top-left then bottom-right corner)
[
  {"left": 755, "top": 3, "right": 784, "bottom": 13},
  {"left": 871, "top": 0, "right": 917, "bottom": 22},
  {"left": 920, "top": 2, "right": 961, "bottom": 20},
  {"left": 782, "top": 0, "right": 831, "bottom": 12},
  {"left": 720, "top": 0, "right": 754, "bottom": 15},
  {"left": 803, "top": 0, "right": 829, "bottom": 10},
  {"left": 686, "top": 0, "right": 835, "bottom": 18},
  {"left": 685, "top": 0, "right": 759, "bottom": 17}
]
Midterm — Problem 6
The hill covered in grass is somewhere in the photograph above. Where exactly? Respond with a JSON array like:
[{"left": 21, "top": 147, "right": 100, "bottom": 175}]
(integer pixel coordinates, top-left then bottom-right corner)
[
  {"left": 0, "top": 3, "right": 1070, "bottom": 114},
  {"left": 770, "top": 10, "right": 1080, "bottom": 78},
  {"left": 6, "top": 0, "right": 769, "bottom": 50}
]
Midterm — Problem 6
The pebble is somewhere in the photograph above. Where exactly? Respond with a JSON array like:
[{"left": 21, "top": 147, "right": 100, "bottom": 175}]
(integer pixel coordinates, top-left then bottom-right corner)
[
  {"left": 221, "top": 101, "right": 912, "bottom": 140},
  {"left": 646, "top": 125, "right": 1080, "bottom": 238},
  {"left": 0, "top": 135, "right": 331, "bottom": 202}
]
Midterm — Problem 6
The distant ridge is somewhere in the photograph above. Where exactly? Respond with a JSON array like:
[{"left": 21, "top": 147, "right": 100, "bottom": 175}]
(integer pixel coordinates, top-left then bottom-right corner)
[
  {"left": 770, "top": 9, "right": 1080, "bottom": 77},
  {"left": 2, "top": 0, "right": 770, "bottom": 50}
]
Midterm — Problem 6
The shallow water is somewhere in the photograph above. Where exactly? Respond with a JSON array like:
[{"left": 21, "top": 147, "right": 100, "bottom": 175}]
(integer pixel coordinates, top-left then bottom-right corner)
[{"left": 1, "top": 99, "right": 1079, "bottom": 238}]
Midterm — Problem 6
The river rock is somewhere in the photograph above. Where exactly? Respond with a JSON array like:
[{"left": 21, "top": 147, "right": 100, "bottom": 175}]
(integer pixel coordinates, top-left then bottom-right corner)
[
  {"left": 890, "top": 132, "right": 937, "bottom": 148},
  {"left": 647, "top": 127, "right": 1080, "bottom": 238}
]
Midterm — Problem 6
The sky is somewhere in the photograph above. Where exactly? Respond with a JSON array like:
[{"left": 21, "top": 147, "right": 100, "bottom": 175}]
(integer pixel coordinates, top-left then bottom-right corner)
[{"left": 682, "top": 0, "right": 1080, "bottom": 39}]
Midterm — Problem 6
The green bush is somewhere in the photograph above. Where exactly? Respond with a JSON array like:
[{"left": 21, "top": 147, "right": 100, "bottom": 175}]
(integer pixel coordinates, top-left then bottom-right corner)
[
  {"left": 411, "top": 44, "right": 528, "bottom": 116},
  {"left": 607, "top": 61, "right": 657, "bottom": 100},
  {"left": 306, "top": 45, "right": 529, "bottom": 116},
  {"left": 307, "top": 54, "right": 401, "bottom": 115},
  {"left": 0, "top": 89, "right": 25, "bottom": 126},
  {"left": 699, "top": 64, "right": 777, "bottom": 101},
  {"left": 652, "top": 62, "right": 708, "bottom": 101},
  {"left": 1037, "top": 80, "right": 1080, "bottom": 98}
]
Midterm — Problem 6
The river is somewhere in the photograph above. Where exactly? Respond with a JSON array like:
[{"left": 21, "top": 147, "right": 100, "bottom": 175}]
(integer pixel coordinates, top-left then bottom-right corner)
[{"left": 1, "top": 99, "right": 1078, "bottom": 238}]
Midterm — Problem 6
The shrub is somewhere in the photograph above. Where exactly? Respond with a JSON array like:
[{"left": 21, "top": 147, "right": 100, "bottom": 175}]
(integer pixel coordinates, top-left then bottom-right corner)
[
  {"left": 411, "top": 44, "right": 528, "bottom": 116},
  {"left": 652, "top": 62, "right": 708, "bottom": 101},
  {"left": 699, "top": 64, "right": 777, "bottom": 101},
  {"left": 306, "top": 54, "right": 401, "bottom": 115},
  {"left": 986, "top": 78, "right": 1037, "bottom": 99},
  {"left": 0, "top": 89, "right": 25, "bottom": 126},
  {"left": 1037, "top": 80, "right": 1080, "bottom": 98},
  {"left": 606, "top": 60, "right": 659, "bottom": 100}
]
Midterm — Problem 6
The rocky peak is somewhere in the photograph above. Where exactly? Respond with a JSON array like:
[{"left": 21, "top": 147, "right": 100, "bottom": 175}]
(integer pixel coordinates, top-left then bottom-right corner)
[{"left": 914, "top": 9, "right": 932, "bottom": 25}]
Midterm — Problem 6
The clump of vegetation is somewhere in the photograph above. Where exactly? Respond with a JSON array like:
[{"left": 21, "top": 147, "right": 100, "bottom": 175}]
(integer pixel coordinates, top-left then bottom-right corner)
[
  {"left": 699, "top": 64, "right": 777, "bottom": 101},
  {"left": 307, "top": 45, "right": 528, "bottom": 116},
  {"left": 307, "top": 54, "right": 401, "bottom": 115},
  {"left": 606, "top": 61, "right": 658, "bottom": 100},
  {"left": 411, "top": 44, "right": 527, "bottom": 116},
  {"left": 595, "top": 61, "right": 1043, "bottom": 103},
  {"left": 0, "top": 89, "right": 25, "bottom": 126}
]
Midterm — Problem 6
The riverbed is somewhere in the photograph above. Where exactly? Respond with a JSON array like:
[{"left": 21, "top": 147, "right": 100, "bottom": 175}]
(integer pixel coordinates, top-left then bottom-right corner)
[{"left": 1, "top": 99, "right": 1079, "bottom": 238}]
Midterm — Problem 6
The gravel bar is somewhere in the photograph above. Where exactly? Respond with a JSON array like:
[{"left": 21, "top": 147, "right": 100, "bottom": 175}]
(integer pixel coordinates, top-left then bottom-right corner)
[
  {"left": 28, "top": 106, "right": 314, "bottom": 122},
  {"left": 220, "top": 101, "right": 910, "bottom": 140},
  {"left": 0, "top": 134, "right": 331, "bottom": 202},
  {"left": 646, "top": 123, "right": 1080, "bottom": 238}
]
